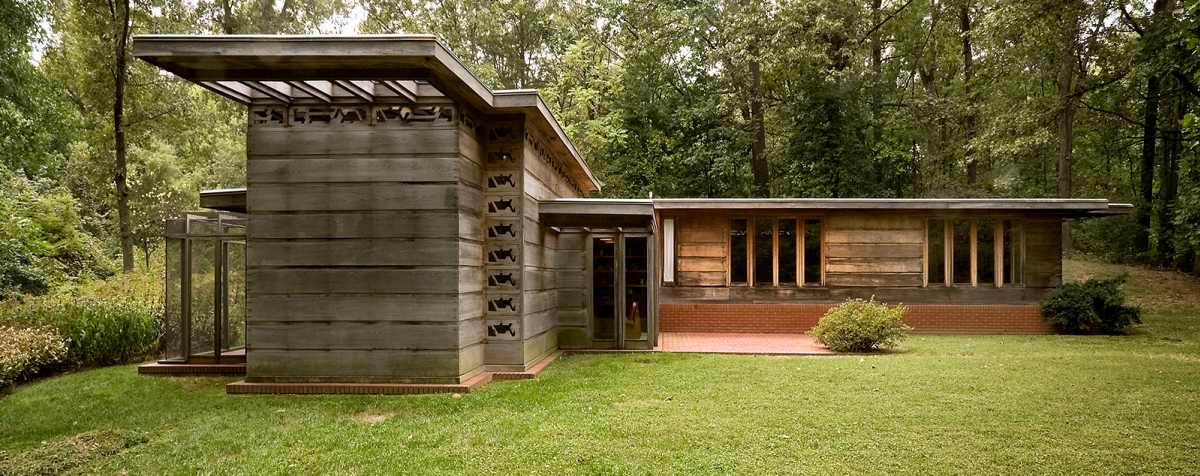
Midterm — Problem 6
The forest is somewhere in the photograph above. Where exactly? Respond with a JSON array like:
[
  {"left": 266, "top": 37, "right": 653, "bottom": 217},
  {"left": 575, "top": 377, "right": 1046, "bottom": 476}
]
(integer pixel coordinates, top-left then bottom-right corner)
[{"left": 1, "top": 0, "right": 1198, "bottom": 298}]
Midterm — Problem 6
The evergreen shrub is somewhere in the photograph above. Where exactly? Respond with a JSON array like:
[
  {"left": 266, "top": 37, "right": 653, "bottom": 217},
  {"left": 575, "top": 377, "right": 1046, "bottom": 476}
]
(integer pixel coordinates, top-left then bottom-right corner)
[
  {"left": 1041, "top": 273, "right": 1141, "bottom": 334},
  {"left": 808, "top": 297, "right": 912, "bottom": 352}
]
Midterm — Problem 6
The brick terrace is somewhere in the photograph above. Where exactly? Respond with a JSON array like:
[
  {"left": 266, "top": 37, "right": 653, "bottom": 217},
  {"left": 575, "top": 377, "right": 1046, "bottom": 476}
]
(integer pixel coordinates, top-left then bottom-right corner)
[
  {"left": 658, "top": 332, "right": 833, "bottom": 354},
  {"left": 661, "top": 303, "right": 1056, "bottom": 335}
]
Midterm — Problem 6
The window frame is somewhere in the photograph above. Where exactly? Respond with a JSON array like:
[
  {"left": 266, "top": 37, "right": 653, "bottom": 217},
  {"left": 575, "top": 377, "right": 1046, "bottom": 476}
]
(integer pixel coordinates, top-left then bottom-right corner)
[
  {"left": 924, "top": 217, "right": 1024, "bottom": 287},
  {"left": 728, "top": 216, "right": 822, "bottom": 287}
]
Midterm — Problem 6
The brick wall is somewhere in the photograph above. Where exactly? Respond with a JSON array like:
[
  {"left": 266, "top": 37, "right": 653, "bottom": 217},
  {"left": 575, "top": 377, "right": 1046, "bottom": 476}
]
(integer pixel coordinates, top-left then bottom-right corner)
[{"left": 659, "top": 303, "right": 1056, "bottom": 335}]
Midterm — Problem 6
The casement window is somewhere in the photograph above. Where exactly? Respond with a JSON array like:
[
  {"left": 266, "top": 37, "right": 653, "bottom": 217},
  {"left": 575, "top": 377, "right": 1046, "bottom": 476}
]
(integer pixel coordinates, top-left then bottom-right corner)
[
  {"left": 926, "top": 218, "right": 1022, "bottom": 287},
  {"left": 730, "top": 218, "right": 822, "bottom": 286}
]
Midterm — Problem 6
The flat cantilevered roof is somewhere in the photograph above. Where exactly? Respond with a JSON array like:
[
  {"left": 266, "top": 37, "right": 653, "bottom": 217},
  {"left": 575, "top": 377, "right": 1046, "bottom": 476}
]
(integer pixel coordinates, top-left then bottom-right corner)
[
  {"left": 652, "top": 198, "right": 1133, "bottom": 218},
  {"left": 133, "top": 34, "right": 600, "bottom": 194}
]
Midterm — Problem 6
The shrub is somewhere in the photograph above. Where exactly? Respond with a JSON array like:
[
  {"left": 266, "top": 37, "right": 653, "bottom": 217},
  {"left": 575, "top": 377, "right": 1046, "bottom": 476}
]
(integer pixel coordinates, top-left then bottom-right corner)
[
  {"left": 0, "top": 295, "right": 161, "bottom": 368},
  {"left": 0, "top": 325, "right": 69, "bottom": 386},
  {"left": 808, "top": 298, "right": 912, "bottom": 352},
  {"left": 1041, "top": 273, "right": 1141, "bottom": 334}
]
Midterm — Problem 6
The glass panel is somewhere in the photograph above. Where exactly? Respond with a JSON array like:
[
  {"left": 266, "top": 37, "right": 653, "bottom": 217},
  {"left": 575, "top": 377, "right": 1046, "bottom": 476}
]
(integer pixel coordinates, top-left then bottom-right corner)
[
  {"left": 754, "top": 219, "right": 774, "bottom": 285},
  {"left": 953, "top": 220, "right": 972, "bottom": 285},
  {"left": 189, "top": 239, "right": 215, "bottom": 359},
  {"left": 927, "top": 219, "right": 945, "bottom": 285},
  {"left": 778, "top": 219, "right": 797, "bottom": 285},
  {"left": 804, "top": 219, "right": 822, "bottom": 285},
  {"left": 1004, "top": 221, "right": 1022, "bottom": 284},
  {"left": 592, "top": 238, "right": 616, "bottom": 340},
  {"left": 730, "top": 220, "right": 748, "bottom": 284},
  {"left": 662, "top": 219, "right": 675, "bottom": 283},
  {"left": 624, "top": 237, "right": 648, "bottom": 341},
  {"left": 164, "top": 235, "right": 183, "bottom": 360},
  {"left": 225, "top": 242, "right": 247, "bottom": 350},
  {"left": 977, "top": 219, "right": 995, "bottom": 285}
]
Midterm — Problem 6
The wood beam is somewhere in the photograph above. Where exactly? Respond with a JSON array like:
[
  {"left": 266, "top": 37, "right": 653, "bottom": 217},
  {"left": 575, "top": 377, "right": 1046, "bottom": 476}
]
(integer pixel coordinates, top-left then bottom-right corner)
[
  {"left": 379, "top": 80, "right": 418, "bottom": 102},
  {"left": 333, "top": 80, "right": 374, "bottom": 102},
  {"left": 286, "top": 80, "right": 332, "bottom": 102},
  {"left": 197, "top": 81, "right": 253, "bottom": 104},
  {"left": 245, "top": 81, "right": 293, "bottom": 103}
]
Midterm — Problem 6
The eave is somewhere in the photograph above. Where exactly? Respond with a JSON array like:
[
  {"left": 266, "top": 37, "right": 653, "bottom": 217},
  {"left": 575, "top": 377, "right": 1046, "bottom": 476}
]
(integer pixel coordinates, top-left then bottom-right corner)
[{"left": 133, "top": 34, "right": 600, "bottom": 194}]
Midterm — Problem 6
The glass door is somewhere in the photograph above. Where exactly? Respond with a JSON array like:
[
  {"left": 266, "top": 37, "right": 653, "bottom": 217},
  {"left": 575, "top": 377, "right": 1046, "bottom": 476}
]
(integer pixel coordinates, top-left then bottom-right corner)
[
  {"left": 592, "top": 237, "right": 617, "bottom": 348},
  {"left": 623, "top": 236, "right": 649, "bottom": 346},
  {"left": 591, "top": 234, "right": 654, "bottom": 350}
]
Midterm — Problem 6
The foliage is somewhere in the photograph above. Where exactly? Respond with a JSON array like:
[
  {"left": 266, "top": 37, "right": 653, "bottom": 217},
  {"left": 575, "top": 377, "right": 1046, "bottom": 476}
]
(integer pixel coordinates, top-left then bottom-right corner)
[
  {"left": 807, "top": 297, "right": 911, "bottom": 352},
  {"left": 0, "top": 172, "right": 114, "bottom": 299},
  {"left": 0, "top": 325, "right": 68, "bottom": 387},
  {"left": 1041, "top": 273, "right": 1142, "bottom": 334},
  {"left": 0, "top": 270, "right": 162, "bottom": 369}
]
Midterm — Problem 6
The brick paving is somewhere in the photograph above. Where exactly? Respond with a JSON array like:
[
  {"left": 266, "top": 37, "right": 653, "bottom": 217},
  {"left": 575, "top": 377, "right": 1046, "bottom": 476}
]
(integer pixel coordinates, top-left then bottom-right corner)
[{"left": 657, "top": 332, "right": 834, "bottom": 355}]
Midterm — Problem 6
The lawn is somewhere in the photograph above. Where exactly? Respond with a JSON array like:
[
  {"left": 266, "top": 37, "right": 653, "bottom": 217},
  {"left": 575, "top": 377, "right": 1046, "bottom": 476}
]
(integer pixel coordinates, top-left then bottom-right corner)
[{"left": 1, "top": 261, "right": 1198, "bottom": 475}]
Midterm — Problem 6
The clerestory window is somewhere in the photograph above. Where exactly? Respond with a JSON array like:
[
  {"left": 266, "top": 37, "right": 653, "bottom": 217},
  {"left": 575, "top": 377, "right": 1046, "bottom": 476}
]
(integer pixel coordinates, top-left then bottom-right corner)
[
  {"left": 730, "top": 218, "right": 822, "bottom": 286},
  {"left": 926, "top": 218, "right": 1022, "bottom": 287}
]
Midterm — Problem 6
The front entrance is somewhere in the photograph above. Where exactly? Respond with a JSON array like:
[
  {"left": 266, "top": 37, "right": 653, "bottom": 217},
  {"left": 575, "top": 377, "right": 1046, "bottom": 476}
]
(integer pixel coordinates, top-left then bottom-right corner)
[{"left": 591, "top": 234, "right": 656, "bottom": 350}]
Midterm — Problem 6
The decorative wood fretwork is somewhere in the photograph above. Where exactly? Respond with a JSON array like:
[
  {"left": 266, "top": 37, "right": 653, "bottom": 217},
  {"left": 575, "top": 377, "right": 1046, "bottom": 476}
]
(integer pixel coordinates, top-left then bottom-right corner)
[
  {"left": 248, "top": 104, "right": 455, "bottom": 127},
  {"left": 524, "top": 130, "right": 586, "bottom": 197},
  {"left": 482, "top": 123, "right": 524, "bottom": 342},
  {"left": 372, "top": 105, "right": 454, "bottom": 124}
]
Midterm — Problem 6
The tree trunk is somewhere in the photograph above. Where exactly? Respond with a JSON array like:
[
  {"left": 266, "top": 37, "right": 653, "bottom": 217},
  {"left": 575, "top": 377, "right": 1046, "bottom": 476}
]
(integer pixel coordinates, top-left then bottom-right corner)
[
  {"left": 1134, "top": 0, "right": 1174, "bottom": 257},
  {"left": 749, "top": 43, "right": 768, "bottom": 198},
  {"left": 1156, "top": 88, "right": 1185, "bottom": 265},
  {"left": 1056, "top": 5, "right": 1079, "bottom": 252},
  {"left": 220, "top": 0, "right": 235, "bottom": 34},
  {"left": 870, "top": 0, "right": 884, "bottom": 188},
  {"left": 960, "top": 3, "right": 977, "bottom": 186},
  {"left": 114, "top": 0, "right": 133, "bottom": 272},
  {"left": 1136, "top": 75, "right": 1160, "bottom": 256}
]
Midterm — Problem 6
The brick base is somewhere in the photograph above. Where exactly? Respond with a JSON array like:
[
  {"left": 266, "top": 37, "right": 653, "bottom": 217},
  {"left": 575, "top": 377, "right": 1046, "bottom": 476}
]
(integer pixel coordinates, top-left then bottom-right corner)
[{"left": 659, "top": 303, "right": 1056, "bottom": 335}]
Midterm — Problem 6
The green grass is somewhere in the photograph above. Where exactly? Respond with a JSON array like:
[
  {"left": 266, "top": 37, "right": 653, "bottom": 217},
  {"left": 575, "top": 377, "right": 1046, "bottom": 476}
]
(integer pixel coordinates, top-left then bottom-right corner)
[{"left": 1, "top": 263, "right": 1199, "bottom": 474}]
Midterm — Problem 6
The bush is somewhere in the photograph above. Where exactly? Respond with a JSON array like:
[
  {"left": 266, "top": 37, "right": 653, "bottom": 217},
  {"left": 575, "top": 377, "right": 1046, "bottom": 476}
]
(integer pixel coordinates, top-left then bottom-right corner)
[
  {"left": 0, "top": 295, "right": 161, "bottom": 368},
  {"left": 1041, "top": 273, "right": 1141, "bottom": 334},
  {"left": 0, "top": 325, "right": 69, "bottom": 386},
  {"left": 808, "top": 298, "right": 912, "bottom": 352}
]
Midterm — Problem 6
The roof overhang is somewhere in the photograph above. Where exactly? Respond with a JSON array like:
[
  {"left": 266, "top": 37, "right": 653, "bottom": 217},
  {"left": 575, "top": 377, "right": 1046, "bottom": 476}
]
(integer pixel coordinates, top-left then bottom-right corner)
[
  {"left": 199, "top": 188, "right": 246, "bottom": 213},
  {"left": 133, "top": 35, "right": 599, "bottom": 194},
  {"left": 539, "top": 199, "right": 655, "bottom": 228},
  {"left": 653, "top": 198, "right": 1134, "bottom": 219}
]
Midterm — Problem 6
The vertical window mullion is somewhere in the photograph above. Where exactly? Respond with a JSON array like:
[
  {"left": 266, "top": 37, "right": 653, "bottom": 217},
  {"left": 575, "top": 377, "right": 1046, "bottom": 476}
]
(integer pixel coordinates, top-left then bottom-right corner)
[
  {"left": 970, "top": 220, "right": 978, "bottom": 287},
  {"left": 944, "top": 220, "right": 953, "bottom": 286},
  {"left": 994, "top": 220, "right": 1003, "bottom": 287},
  {"left": 773, "top": 219, "right": 779, "bottom": 286}
]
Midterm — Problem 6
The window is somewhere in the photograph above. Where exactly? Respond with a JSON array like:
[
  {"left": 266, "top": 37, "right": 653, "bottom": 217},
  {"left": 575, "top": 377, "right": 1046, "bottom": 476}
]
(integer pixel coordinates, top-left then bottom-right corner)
[
  {"left": 927, "top": 218, "right": 1022, "bottom": 286},
  {"left": 662, "top": 218, "right": 675, "bottom": 284},
  {"left": 730, "top": 218, "right": 821, "bottom": 286}
]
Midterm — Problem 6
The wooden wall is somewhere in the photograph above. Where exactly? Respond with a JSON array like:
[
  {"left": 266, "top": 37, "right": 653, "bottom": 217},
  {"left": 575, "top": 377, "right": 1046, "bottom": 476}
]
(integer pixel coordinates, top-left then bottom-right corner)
[
  {"left": 555, "top": 231, "right": 588, "bottom": 348},
  {"left": 478, "top": 119, "right": 586, "bottom": 369},
  {"left": 660, "top": 209, "right": 1064, "bottom": 305},
  {"left": 824, "top": 214, "right": 923, "bottom": 287},
  {"left": 479, "top": 119, "right": 525, "bottom": 371},
  {"left": 673, "top": 214, "right": 727, "bottom": 287},
  {"left": 243, "top": 101, "right": 482, "bottom": 384}
]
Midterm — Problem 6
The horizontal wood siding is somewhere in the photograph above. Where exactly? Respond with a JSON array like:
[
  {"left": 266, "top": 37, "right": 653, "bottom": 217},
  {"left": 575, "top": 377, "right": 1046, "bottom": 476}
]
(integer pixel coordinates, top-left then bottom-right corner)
[
  {"left": 245, "top": 107, "right": 478, "bottom": 384},
  {"left": 556, "top": 232, "right": 588, "bottom": 348},
  {"left": 824, "top": 214, "right": 923, "bottom": 287},
  {"left": 1023, "top": 218, "right": 1062, "bottom": 289},
  {"left": 674, "top": 214, "right": 727, "bottom": 287}
]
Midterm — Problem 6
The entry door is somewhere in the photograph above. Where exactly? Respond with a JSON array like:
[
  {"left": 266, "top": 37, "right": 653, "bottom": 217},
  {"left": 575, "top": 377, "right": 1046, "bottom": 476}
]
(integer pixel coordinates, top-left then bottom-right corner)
[{"left": 592, "top": 235, "right": 654, "bottom": 350}]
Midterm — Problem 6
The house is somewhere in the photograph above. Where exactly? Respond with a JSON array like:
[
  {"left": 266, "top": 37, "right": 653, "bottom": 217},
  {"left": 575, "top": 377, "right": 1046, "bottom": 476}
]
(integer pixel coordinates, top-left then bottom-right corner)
[{"left": 134, "top": 35, "right": 1131, "bottom": 393}]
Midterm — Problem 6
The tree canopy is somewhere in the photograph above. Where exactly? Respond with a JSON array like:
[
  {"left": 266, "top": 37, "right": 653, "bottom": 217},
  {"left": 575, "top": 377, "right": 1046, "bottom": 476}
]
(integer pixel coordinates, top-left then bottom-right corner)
[{"left": 1, "top": 0, "right": 1198, "bottom": 297}]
